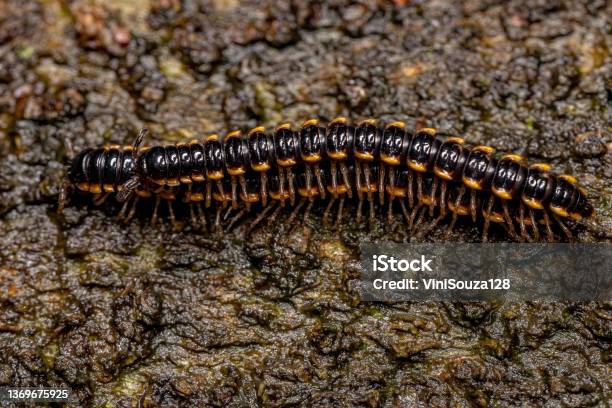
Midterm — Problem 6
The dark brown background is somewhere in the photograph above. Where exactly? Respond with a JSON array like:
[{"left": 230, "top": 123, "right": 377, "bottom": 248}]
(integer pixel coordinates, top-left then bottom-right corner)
[{"left": 0, "top": 0, "right": 610, "bottom": 406}]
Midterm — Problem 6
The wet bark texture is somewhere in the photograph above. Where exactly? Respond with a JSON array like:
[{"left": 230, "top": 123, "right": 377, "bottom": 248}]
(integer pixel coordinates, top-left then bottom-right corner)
[{"left": 0, "top": 0, "right": 611, "bottom": 406}]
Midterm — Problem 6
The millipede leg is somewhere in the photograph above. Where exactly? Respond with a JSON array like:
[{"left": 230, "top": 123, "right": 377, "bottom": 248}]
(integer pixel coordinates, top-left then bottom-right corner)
[
  {"left": 118, "top": 197, "right": 131, "bottom": 220},
  {"left": 355, "top": 162, "right": 364, "bottom": 203},
  {"left": 230, "top": 176, "right": 239, "bottom": 209},
  {"left": 518, "top": 202, "right": 531, "bottom": 242},
  {"left": 340, "top": 163, "right": 352, "bottom": 199},
  {"left": 446, "top": 185, "right": 465, "bottom": 238},
  {"left": 378, "top": 164, "right": 386, "bottom": 205},
  {"left": 212, "top": 206, "right": 222, "bottom": 231},
  {"left": 185, "top": 183, "right": 193, "bottom": 202},
  {"left": 93, "top": 193, "right": 109, "bottom": 206},
  {"left": 400, "top": 200, "right": 411, "bottom": 224},
  {"left": 439, "top": 180, "right": 447, "bottom": 217},
  {"left": 286, "top": 168, "right": 296, "bottom": 205},
  {"left": 482, "top": 194, "right": 495, "bottom": 242},
  {"left": 416, "top": 173, "right": 423, "bottom": 203},
  {"left": 151, "top": 196, "right": 161, "bottom": 225},
  {"left": 422, "top": 184, "right": 447, "bottom": 237},
  {"left": 407, "top": 204, "right": 419, "bottom": 231},
  {"left": 363, "top": 163, "right": 374, "bottom": 203},
  {"left": 267, "top": 204, "right": 282, "bottom": 227},
  {"left": 304, "top": 165, "right": 313, "bottom": 202},
  {"left": 356, "top": 197, "right": 363, "bottom": 223},
  {"left": 223, "top": 205, "right": 234, "bottom": 221},
  {"left": 470, "top": 190, "right": 477, "bottom": 222},
  {"left": 336, "top": 197, "right": 345, "bottom": 227},
  {"left": 323, "top": 198, "right": 336, "bottom": 227},
  {"left": 542, "top": 210, "right": 555, "bottom": 242},
  {"left": 552, "top": 213, "right": 573, "bottom": 241},
  {"left": 407, "top": 204, "right": 420, "bottom": 231},
  {"left": 529, "top": 208, "right": 540, "bottom": 241},
  {"left": 215, "top": 180, "right": 227, "bottom": 208},
  {"left": 389, "top": 167, "right": 396, "bottom": 189},
  {"left": 125, "top": 196, "right": 139, "bottom": 222},
  {"left": 418, "top": 206, "right": 447, "bottom": 239},
  {"left": 449, "top": 184, "right": 466, "bottom": 235},
  {"left": 304, "top": 199, "right": 314, "bottom": 223},
  {"left": 410, "top": 205, "right": 427, "bottom": 233},
  {"left": 278, "top": 167, "right": 287, "bottom": 207},
  {"left": 239, "top": 175, "right": 249, "bottom": 203},
  {"left": 249, "top": 203, "right": 276, "bottom": 232},
  {"left": 446, "top": 211, "right": 458, "bottom": 239},
  {"left": 407, "top": 170, "right": 415, "bottom": 208},
  {"left": 167, "top": 200, "right": 177, "bottom": 228},
  {"left": 501, "top": 200, "right": 518, "bottom": 240},
  {"left": 330, "top": 162, "right": 339, "bottom": 199},
  {"left": 196, "top": 202, "right": 207, "bottom": 230},
  {"left": 286, "top": 199, "right": 305, "bottom": 226},
  {"left": 368, "top": 196, "right": 375, "bottom": 224},
  {"left": 205, "top": 181, "right": 212, "bottom": 208},
  {"left": 189, "top": 203, "right": 198, "bottom": 226},
  {"left": 429, "top": 176, "right": 438, "bottom": 217},
  {"left": 226, "top": 207, "right": 247, "bottom": 231},
  {"left": 387, "top": 168, "right": 397, "bottom": 222},
  {"left": 260, "top": 172, "right": 269, "bottom": 207},
  {"left": 455, "top": 184, "right": 466, "bottom": 206},
  {"left": 313, "top": 163, "right": 325, "bottom": 199}
]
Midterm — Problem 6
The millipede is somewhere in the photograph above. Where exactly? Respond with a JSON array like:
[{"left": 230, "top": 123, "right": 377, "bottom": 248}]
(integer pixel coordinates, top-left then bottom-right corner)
[{"left": 60, "top": 118, "right": 595, "bottom": 242}]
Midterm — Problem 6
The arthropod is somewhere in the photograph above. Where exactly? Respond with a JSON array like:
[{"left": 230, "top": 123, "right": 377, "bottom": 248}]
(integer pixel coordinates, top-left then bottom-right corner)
[
  {"left": 110, "top": 118, "right": 594, "bottom": 242},
  {"left": 58, "top": 130, "right": 173, "bottom": 221}
]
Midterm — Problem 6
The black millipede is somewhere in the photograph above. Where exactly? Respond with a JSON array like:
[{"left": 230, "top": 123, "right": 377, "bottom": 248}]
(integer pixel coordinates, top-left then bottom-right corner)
[{"left": 62, "top": 119, "right": 595, "bottom": 241}]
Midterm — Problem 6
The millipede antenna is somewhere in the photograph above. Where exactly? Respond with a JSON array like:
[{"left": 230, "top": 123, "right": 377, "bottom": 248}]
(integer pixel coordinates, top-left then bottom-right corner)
[{"left": 133, "top": 128, "right": 148, "bottom": 160}]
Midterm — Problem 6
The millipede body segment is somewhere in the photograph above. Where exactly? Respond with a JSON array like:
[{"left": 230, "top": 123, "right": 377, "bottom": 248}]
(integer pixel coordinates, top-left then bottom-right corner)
[{"left": 62, "top": 119, "right": 595, "bottom": 242}]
